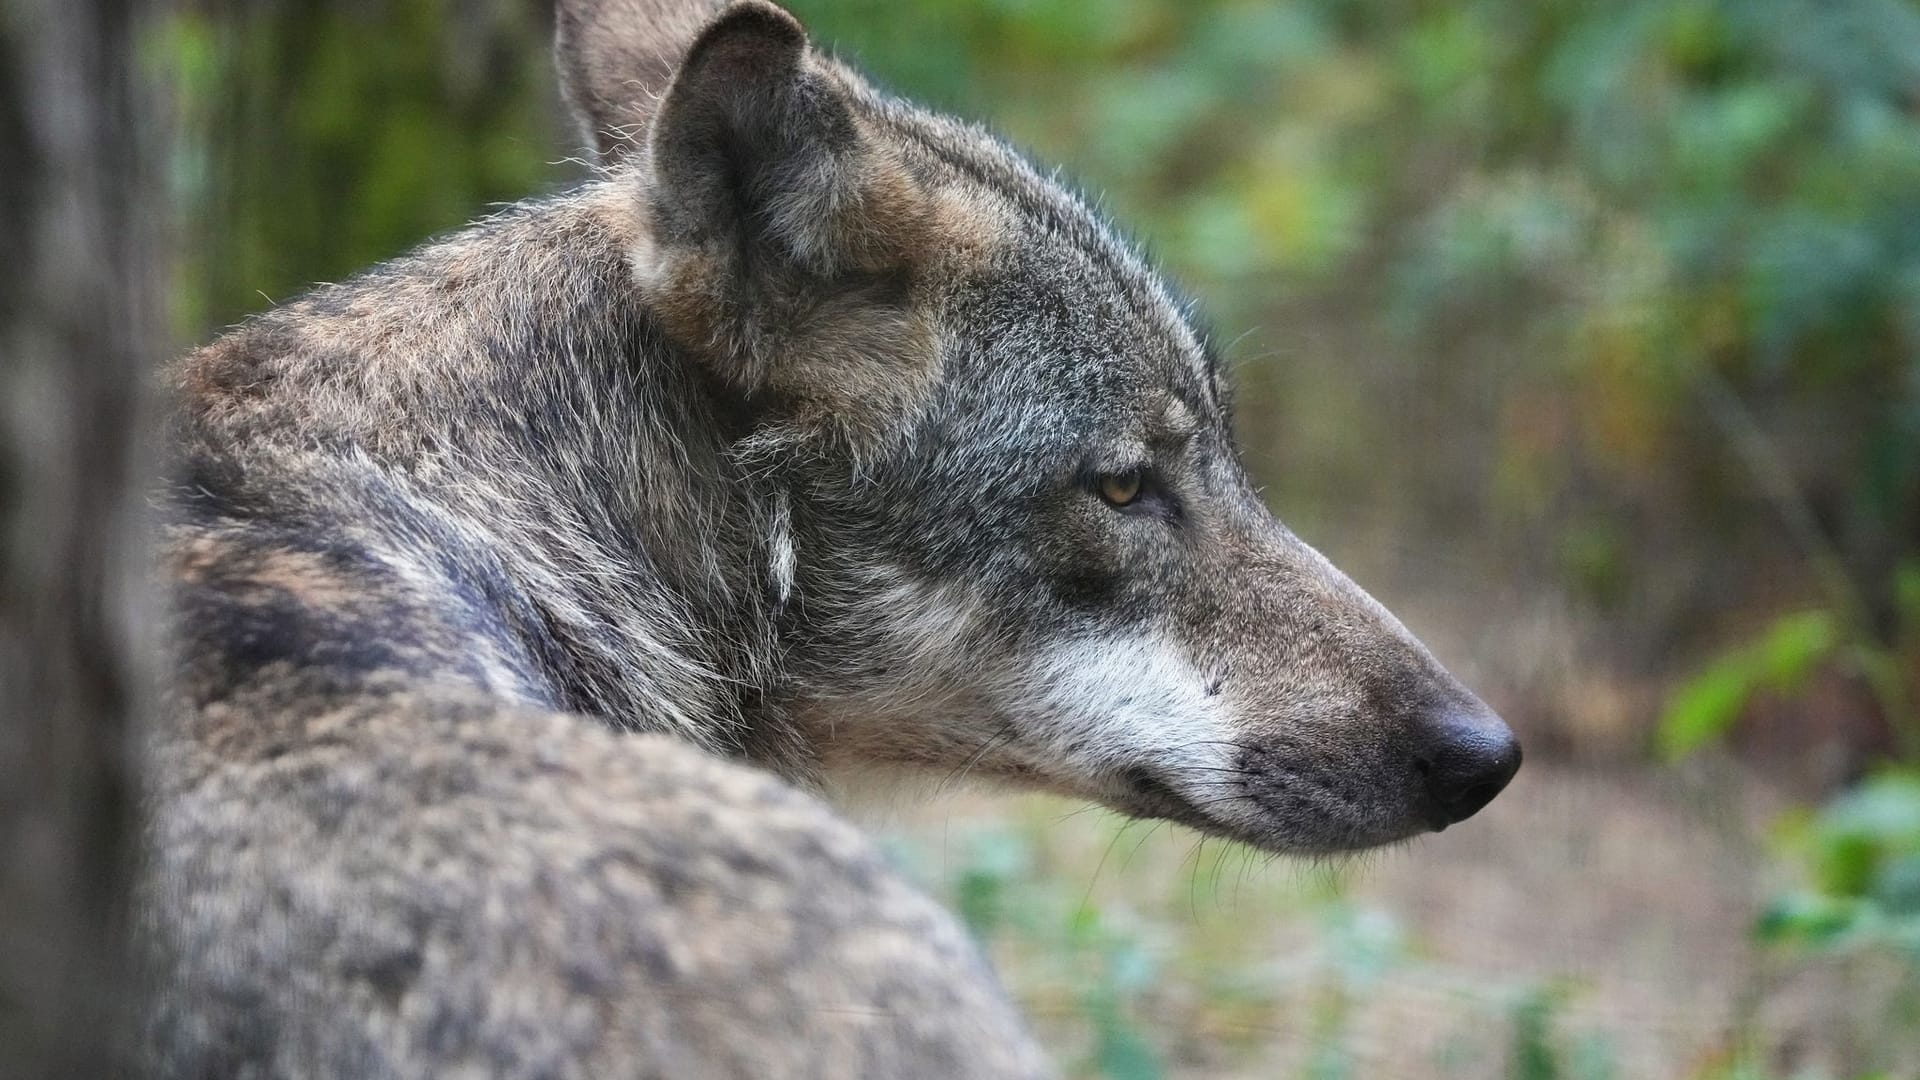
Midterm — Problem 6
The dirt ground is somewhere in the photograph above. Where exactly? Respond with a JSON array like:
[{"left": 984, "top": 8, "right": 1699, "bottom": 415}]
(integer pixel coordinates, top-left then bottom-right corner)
[{"left": 883, "top": 760, "right": 1918, "bottom": 1079}]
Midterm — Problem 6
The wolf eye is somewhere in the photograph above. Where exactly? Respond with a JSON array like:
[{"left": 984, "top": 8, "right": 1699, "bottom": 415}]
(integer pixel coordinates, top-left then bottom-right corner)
[{"left": 1096, "top": 469, "right": 1145, "bottom": 508}]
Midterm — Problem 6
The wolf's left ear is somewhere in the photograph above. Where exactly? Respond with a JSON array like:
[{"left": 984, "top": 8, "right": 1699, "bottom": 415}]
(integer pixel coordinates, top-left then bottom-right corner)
[
  {"left": 645, "top": 2, "right": 929, "bottom": 277},
  {"left": 638, "top": 2, "right": 948, "bottom": 399}
]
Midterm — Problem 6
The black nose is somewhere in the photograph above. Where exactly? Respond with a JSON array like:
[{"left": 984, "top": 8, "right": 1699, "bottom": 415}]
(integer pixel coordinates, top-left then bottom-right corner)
[{"left": 1416, "top": 707, "right": 1521, "bottom": 827}]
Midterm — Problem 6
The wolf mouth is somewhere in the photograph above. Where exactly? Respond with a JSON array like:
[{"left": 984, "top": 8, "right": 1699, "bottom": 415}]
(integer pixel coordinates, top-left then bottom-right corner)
[{"left": 1110, "top": 761, "right": 1441, "bottom": 855}]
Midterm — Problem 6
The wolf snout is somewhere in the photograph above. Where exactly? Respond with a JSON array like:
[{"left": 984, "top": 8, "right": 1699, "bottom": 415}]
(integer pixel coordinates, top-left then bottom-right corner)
[{"left": 1414, "top": 706, "right": 1521, "bottom": 828}]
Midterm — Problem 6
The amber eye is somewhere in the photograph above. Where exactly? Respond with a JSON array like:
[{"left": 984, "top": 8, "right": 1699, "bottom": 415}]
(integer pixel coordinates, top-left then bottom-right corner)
[{"left": 1097, "top": 469, "right": 1145, "bottom": 508}]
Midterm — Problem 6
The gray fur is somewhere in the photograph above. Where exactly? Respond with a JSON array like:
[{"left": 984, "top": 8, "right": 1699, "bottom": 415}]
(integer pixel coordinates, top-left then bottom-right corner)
[
  {"left": 145, "top": 676, "right": 1045, "bottom": 1078},
  {"left": 146, "top": 1, "right": 1519, "bottom": 1075}
]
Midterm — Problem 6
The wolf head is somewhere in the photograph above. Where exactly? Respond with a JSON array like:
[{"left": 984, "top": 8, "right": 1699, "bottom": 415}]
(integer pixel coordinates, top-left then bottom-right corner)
[{"left": 557, "top": 0, "right": 1519, "bottom": 855}]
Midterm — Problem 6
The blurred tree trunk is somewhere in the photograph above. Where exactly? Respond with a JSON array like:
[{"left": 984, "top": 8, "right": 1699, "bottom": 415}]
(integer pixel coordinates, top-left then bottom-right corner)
[{"left": 0, "top": 0, "right": 162, "bottom": 1075}]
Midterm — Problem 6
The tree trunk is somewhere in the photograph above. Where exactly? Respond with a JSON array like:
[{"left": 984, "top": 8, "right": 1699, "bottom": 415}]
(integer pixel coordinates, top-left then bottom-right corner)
[{"left": 0, "top": 1, "right": 162, "bottom": 1075}]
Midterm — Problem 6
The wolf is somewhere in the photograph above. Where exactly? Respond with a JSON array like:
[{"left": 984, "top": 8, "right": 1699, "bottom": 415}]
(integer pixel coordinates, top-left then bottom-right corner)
[{"left": 144, "top": 1, "right": 1521, "bottom": 1076}]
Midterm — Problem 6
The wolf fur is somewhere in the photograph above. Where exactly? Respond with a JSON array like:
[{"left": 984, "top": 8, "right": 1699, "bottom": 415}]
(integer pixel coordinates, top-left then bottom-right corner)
[{"left": 146, "top": 2, "right": 1520, "bottom": 1076}]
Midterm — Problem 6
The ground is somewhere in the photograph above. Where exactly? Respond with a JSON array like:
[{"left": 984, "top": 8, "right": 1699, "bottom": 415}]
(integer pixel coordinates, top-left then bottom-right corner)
[{"left": 883, "top": 760, "right": 1917, "bottom": 1079}]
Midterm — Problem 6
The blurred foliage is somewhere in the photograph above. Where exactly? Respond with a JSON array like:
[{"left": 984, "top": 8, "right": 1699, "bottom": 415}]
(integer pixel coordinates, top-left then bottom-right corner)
[
  {"left": 902, "top": 810, "right": 1636, "bottom": 1080},
  {"left": 1659, "top": 609, "right": 1840, "bottom": 761},
  {"left": 1762, "top": 769, "right": 1920, "bottom": 954},
  {"left": 164, "top": 0, "right": 563, "bottom": 332},
  {"left": 1744, "top": 769, "right": 1920, "bottom": 1079},
  {"left": 1661, "top": 556, "right": 1920, "bottom": 762},
  {"left": 894, "top": 825, "right": 1174, "bottom": 1079}
]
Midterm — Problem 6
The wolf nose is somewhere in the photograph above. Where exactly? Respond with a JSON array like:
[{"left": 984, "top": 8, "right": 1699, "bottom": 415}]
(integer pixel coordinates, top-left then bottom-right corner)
[{"left": 1416, "top": 707, "right": 1521, "bottom": 827}]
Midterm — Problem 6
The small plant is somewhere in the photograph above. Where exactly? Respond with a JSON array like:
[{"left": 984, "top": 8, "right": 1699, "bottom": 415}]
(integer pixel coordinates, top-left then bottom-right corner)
[
  {"left": 1300, "top": 901, "right": 1408, "bottom": 1080},
  {"left": 1760, "top": 769, "right": 1920, "bottom": 958},
  {"left": 1662, "top": 612, "right": 1920, "bottom": 1073},
  {"left": 1506, "top": 983, "right": 1617, "bottom": 1080},
  {"left": 1657, "top": 608, "right": 1841, "bottom": 762},
  {"left": 915, "top": 823, "right": 1170, "bottom": 1080},
  {"left": 1657, "top": 562, "right": 1920, "bottom": 766}
]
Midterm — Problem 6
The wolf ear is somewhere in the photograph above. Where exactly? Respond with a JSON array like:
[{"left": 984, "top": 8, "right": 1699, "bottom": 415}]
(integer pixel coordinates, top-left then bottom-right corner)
[
  {"left": 639, "top": 2, "right": 948, "bottom": 402},
  {"left": 554, "top": 0, "right": 726, "bottom": 163},
  {"left": 646, "top": 2, "right": 924, "bottom": 277}
]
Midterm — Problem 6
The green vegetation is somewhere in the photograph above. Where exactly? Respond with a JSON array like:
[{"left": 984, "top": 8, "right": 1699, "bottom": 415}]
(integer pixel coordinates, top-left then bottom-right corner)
[
  {"left": 893, "top": 806, "right": 1642, "bottom": 1079},
  {"left": 163, "top": 0, "right": 561, "bottom": 332},
  {"left": 164, "top": 1, "right": 1920, "bottom": 1075}
]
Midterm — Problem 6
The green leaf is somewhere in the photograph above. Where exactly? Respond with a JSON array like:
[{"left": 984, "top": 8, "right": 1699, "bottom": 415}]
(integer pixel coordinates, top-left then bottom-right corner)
[
  {"left": 1897, "top": 561, "right": 1920, "bottom": 636},
  {"left": 1509, "top": 984, "right": 1570, "bottom": 1080},
  {"left": 1658, "top": 652, "right": 1758, "bottom": 760},
  {"left": 1820, "top": 771, "right": 1920, "bottom": 846},
  {"left": 1751, "top": 610, "right": 1837, "bottom": 688},
  {"left": 1754, "top": 891, "right": 1862, "bottom": 946},
  {"left": 1659, "top": 610, "right": 1837, "bottom": 760},
  {"left": 1093, "top": 1018, "right": 1164, "bottom": 1080},
  {"left": 1872, "top": 854, "right": 1920, "bottom": 915}
]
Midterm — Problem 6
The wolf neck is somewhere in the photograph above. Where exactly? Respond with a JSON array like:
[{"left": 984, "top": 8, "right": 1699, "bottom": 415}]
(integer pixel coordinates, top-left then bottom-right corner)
[{"left": 211, "top": 181, "right": 806, "bottom": 769}]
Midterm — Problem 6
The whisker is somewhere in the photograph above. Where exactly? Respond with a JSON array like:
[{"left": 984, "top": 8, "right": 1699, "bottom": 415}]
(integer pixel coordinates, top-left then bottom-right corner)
[
  {"left": 1119, "top": 820, "right": 1165, "bottom": 873},
  {"left": 1051, "top": 802, "right": 1109, "bottom": 825},
  {"left": 1187, "top": 836, "right": 1208, "bottom": 922},
  {"left": 1074, "top": 820, "right": 1137, "bottom": 923},
  {"left": 932, "top": 723, "right": 1016, "bottom": 799}
]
